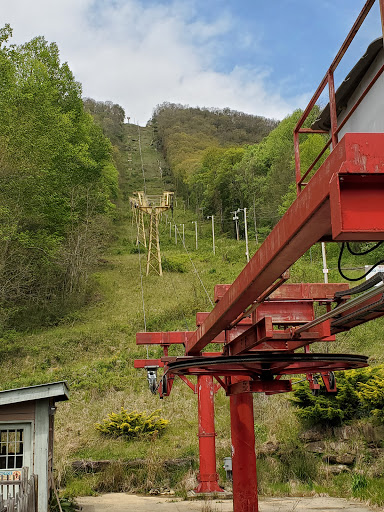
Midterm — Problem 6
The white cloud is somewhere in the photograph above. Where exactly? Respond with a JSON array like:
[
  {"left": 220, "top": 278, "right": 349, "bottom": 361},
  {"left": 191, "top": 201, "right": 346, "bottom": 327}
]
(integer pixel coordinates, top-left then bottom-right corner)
[{"left": 2, "top": 0, "right": 300, "bottom": 125}]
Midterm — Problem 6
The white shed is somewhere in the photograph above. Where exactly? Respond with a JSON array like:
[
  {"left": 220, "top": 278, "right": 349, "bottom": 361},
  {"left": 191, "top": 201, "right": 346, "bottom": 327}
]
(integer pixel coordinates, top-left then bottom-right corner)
[{"left": 0, "top": 381, "right": 69, "bottom": 512}]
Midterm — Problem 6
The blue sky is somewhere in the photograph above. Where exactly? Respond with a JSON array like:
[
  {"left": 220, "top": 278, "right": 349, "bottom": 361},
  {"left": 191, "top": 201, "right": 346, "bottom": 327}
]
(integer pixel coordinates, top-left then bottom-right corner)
[{"left": 2, "top": 0, "right": 382, "bottom": 124}]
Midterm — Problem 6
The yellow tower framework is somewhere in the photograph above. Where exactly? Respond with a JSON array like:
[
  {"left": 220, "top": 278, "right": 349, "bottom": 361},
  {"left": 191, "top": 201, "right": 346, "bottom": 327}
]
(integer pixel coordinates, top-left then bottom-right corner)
[
  {"left": 130, "top": 192, "right": 147, "bottom": 248},
  {"left": 130, "top": 191, "right": 174, "bottom": 276}
]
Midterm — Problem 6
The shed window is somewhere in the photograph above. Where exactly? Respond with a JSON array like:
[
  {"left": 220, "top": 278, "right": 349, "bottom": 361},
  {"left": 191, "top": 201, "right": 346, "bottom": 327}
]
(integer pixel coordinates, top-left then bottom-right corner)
[{"left": 0, "top": 430, "right": 24, "bottom": 470}]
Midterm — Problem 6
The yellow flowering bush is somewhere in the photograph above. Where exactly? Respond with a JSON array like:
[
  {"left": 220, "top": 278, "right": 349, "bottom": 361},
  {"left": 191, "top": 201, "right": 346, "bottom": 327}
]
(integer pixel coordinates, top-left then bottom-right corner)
[{"left": 95, "top": 408, "right": 169, "bottom": 439}]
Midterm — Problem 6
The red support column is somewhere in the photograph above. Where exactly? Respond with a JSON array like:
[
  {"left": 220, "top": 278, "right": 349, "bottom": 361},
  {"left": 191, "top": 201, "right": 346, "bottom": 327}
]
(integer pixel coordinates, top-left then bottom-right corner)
[
  {"left": 195, "top": 375, "right": 224, "bottom": 493},
  {"left": 230, "top": 385, "right": 258, "bottom": 512}
]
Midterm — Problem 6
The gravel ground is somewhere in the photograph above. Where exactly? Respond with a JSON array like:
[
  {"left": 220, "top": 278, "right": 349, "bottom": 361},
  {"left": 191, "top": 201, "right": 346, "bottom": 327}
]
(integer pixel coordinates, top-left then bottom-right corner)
[{"left": 77, "top": 493, "right": 378, "bottom": 511}]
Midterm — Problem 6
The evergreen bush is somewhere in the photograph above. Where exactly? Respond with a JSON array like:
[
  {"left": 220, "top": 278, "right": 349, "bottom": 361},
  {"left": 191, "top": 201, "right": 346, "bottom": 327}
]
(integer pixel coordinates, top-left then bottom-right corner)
[{"left": 291, "top": 366, "right": 384, "bottom": 426}]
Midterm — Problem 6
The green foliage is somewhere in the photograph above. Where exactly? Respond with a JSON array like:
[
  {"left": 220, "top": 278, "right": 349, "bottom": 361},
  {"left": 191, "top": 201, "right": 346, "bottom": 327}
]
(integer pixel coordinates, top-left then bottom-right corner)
[
  {"left": 351, "top": 473, "right": 368, "bottom": 496},
  {"left": 235, "top": 107, "right": 326, "bottom": 232},
  {"left": 292, "top": 366, "right": 384, "bottom": 426},
  {"left": 83, "top": 98, "right": 125, "bottom": 146},
  {"left": 151, "top": 102, "right": 277, "bottom": 218},
  {"left": 0, "top": 27, "right": 118, "bottom": 328},
  {"left": 49, "top": 495, "right": 80, "bottom": 512},
  {"left": 162, "top": 255, "right": 188, "bottom": 273},
  {"left": 95, "top": 408, "right": 169, "bottom": 440},
  {"left": 156, "top": 104, "right": 329, "bottom": 240},
  {"left": 357, "top": 369, "right": 384, "bottom": 423}
]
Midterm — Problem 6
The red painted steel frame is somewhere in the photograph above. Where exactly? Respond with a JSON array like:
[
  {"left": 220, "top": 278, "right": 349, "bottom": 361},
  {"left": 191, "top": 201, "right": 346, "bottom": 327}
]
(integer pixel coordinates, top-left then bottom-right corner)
[
  {"left": 135, "top": 333, "right": 224, "bottom": 493},
  {"left": 186, "top": 133, "right": 384, "bottom": 355},
  {"left": 230, "top": 379, "right": 258, "bottom": 512},
  {"left": 195, "top": 375, "right": 224, "bottom": 493}
]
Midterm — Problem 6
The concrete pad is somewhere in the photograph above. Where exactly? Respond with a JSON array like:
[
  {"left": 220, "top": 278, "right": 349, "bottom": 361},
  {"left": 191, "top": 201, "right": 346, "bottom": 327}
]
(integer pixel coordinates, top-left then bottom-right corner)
[{"left": 77, "top": 493, "right": 377, "bottom": 511}]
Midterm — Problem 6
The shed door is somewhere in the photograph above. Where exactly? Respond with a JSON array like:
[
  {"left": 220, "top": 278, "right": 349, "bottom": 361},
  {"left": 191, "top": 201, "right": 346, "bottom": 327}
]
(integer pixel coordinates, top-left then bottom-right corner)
[{"left": 0, "top": 423, "right": 32, "bottom": 477}]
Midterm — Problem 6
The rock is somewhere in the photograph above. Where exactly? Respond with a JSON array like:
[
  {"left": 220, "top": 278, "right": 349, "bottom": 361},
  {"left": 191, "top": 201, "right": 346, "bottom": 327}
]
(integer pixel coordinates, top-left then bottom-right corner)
[
  {"left": 149, "top": 488, "right": 160, "bottom": 495},
  {"left": 335, "top": 425, "right": 356, "bottom": 441},
  {"left": 72, "top": 457, "right": 194, "bottom": 474},
  {"left": 361, "top": 424, "right": 384, "bottom": 445},
  {"left": 329, "top": 441, "right": 352, "bottom": 453},
  {"left": 72, "top": 460, "right": 111, "bottom": 473},
  {"left": 326, "top": 464, "right": 351, "bottom": 475},
  {"left": 160, "top": 488, "right": 175, "bottom": 495},
  {"left": 322, "top": 454, "right": 355, "bottom": 465},
  {"left": 300, "top": 429, "right": 326, "bottom": 443},
  {"left": 305, "top": 441, "right": 326, "bottom": 453},
  {"left": 367, "top": 447, "right": 384, "bottom": 459}
]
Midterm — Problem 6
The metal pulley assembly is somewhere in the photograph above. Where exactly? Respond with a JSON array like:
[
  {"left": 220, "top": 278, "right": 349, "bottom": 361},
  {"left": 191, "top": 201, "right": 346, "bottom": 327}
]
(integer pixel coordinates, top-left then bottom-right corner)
[{"left": 145, "top": 366, "right": 158, "bottom": 394}]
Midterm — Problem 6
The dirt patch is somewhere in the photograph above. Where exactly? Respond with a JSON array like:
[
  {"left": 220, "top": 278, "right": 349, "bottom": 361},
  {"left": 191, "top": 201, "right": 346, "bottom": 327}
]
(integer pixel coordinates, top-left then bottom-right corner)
[{"left": 77, "top": 493, "right": 378, "bottom": 511}]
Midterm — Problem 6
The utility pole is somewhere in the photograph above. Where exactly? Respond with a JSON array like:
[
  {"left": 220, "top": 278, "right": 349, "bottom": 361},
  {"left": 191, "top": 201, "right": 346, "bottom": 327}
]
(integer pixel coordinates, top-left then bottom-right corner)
[
  {"left": 207, "top": 215, "right": 215, "bottom": 255},
  {"left": 321, "top": 242, "right": 329, "bottom": 283},
  {"left": 231, "top": 209, "right": 240, "bottom": 241},
  {"left": 192, "top": 221, "right": 198, "bottom": 250},
  {"left": 253, "top": 194, "right": 259, "bottom": 244},
  {"left": 244, "top": 208, "right": 249, "bottom": 262},
  {"left": 238, "top": 208, "right": 250, "bottom": 262}
]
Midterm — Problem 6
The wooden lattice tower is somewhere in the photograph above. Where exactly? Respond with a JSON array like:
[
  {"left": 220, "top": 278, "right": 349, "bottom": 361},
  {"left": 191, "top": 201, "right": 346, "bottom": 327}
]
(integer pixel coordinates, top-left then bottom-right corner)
[{"left": 130, "top": 191, "right": 174, "bottom": 276}]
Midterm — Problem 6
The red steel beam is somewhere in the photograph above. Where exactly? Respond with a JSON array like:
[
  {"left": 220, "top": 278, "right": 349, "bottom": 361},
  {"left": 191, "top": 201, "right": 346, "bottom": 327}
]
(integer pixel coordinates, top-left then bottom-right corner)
[
  {"left": 214, "top": 283, "right": 349, "bottom": 303},
  {"left": 136, "top": 330, "right": 227, "bottom": 345},
  {"left": 186, "top": 134, "right": 384, "bottom": 355},
  {"left": 136, "top": 331, "right": 192, "bottom": 344},
  {"left": 228, "top": 379, "right": 292, "bottom": 395},
  {"left": 223, "top": 318, "right": 330, "bottom": 357},
  {"left": 178, "top": 375, "right": 197, "bottom": 392},
  {"left": 134, "top": 359, "right": 164, "bottom": 368},
  {"left": 381, "top": 0, "right": 384, "bottom": 39}
]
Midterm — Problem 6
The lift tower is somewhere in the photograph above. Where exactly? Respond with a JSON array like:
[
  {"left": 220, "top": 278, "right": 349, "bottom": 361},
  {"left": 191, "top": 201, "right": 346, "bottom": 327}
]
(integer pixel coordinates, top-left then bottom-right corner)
[{"left": 130, "top": 191, "right": 174, "bottom": 276}]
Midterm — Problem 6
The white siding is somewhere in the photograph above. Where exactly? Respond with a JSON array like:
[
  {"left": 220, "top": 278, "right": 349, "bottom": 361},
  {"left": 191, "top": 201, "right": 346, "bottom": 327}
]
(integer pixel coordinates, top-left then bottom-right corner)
[
  {"left": 35, "top": 400, "right": 50, "bottom": 512},
  {"left": 337, "top": 48, "right": 384, "bottom": 138}
]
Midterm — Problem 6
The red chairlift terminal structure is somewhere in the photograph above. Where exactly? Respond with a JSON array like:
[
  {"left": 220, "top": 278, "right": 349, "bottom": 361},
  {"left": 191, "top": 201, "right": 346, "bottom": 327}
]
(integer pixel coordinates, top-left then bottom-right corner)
[{"left": 135, "top": 2, "right": 384, "bottom": 511}]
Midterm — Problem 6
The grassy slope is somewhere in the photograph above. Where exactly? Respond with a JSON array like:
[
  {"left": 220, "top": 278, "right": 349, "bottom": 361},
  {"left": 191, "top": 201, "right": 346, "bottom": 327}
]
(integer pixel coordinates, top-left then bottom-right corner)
[{"left": 1, "top": 123, "right": 384, "bottom": 500}]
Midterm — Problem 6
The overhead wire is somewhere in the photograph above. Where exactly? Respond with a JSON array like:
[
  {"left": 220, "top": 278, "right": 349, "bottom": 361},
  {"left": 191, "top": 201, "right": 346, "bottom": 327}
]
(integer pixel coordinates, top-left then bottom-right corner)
[
  {"left": 137, "top": 125, "right": 146, "bottom": 194},
  {"left": 174, "top": 222, "right": 215, "bottom": 309}
]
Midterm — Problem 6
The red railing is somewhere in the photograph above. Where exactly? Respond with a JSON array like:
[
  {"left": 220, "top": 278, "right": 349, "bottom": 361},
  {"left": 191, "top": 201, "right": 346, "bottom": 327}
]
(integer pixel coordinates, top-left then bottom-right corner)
[{"left": 294, "top": 0, "right": 384, "bottom": 195}]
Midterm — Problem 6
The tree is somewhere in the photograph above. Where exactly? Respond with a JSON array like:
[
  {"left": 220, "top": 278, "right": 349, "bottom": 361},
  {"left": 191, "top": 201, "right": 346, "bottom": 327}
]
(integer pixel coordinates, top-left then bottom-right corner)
[{"left": 0, "top": 26, "right": 118, "bottom": 329}]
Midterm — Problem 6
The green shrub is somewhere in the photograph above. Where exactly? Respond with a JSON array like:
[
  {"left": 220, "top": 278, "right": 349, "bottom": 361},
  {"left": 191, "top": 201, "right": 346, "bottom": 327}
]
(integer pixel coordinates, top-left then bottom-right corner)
[
  {"left": 357, "top": 369, "right": 384, "bottom": 423},
  {"left": 162, "top": 255, "right": 187, "bottom": 273},
  {"left": 95, "top": 408, "right": 169, "bottom": 440},
  {"left": 291, "top": 366, "right": 384, "bottom": 427}
]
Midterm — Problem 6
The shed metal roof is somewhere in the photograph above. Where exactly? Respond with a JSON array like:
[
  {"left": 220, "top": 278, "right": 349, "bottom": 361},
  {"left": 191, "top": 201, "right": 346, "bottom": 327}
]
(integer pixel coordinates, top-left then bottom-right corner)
[
  {"left": 0, "top": 381, "right": 69, "bottom": 406},
  {"left": 312, "top": 37, "right": 383, "bottom": 131}
]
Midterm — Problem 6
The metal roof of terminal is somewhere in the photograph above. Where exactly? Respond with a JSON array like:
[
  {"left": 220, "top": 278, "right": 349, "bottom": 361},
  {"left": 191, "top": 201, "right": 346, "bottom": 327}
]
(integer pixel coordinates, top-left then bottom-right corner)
[{"left": 0, "top": 381, "right": 69, "bottom": 406}]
